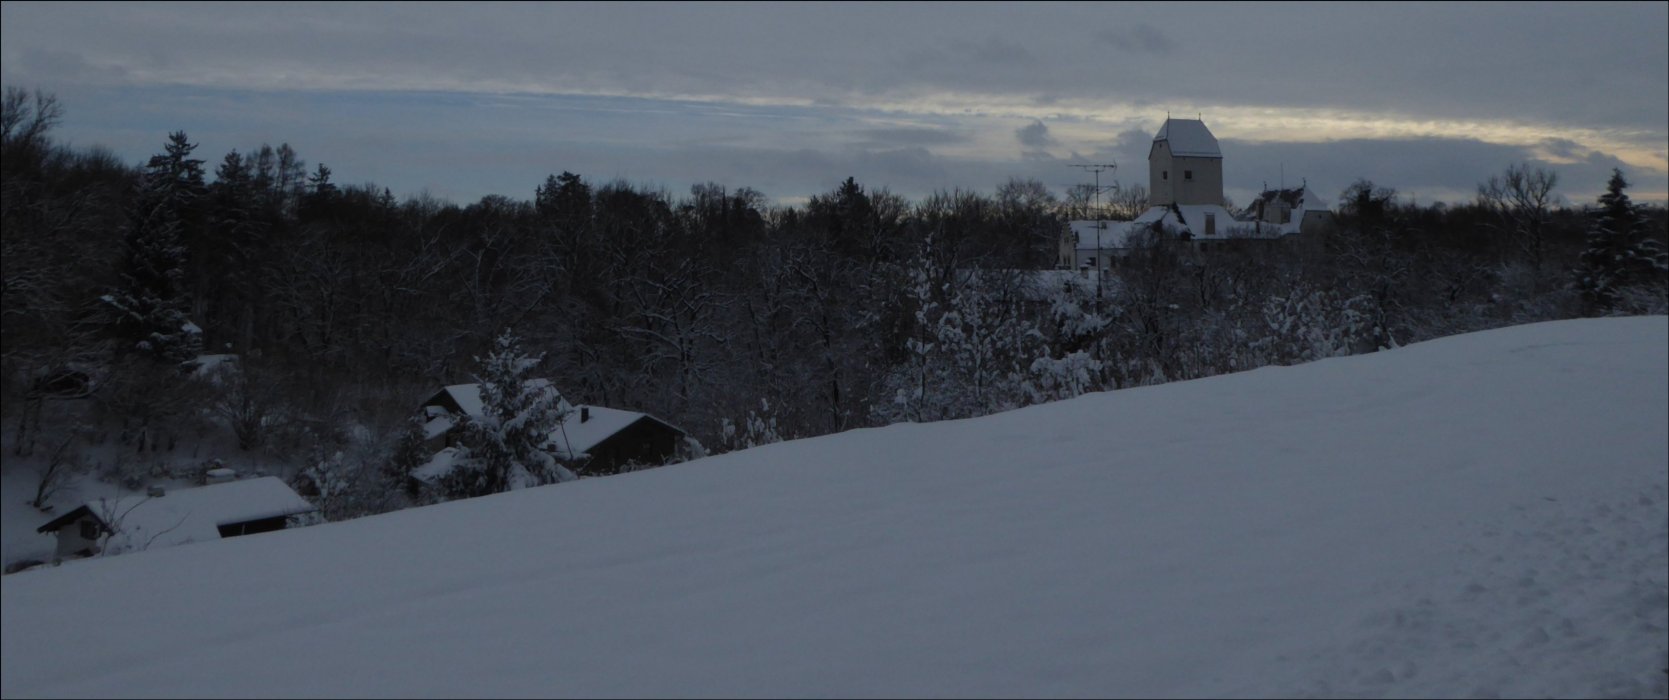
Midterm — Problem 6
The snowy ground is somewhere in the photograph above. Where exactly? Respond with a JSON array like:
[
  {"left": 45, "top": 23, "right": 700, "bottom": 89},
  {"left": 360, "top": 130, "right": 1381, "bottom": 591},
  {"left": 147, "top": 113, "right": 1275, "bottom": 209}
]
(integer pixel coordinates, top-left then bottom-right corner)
[{"left": 2, "top": 317, "right": 1665, "bottom": 699}]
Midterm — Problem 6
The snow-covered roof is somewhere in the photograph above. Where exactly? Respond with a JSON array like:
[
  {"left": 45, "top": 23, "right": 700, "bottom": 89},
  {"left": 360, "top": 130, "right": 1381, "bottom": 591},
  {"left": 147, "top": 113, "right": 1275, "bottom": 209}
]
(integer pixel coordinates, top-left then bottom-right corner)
[
  {"left": 1252, "top": 185, "right": 1330, "bottom": 213},
  {"left": 50, "top": 477, "right": 315, "bottom": 551},
  {"left": 411, "top": 446, "right": 465, "bottom": 483},
  {"left": 1176, "top": 204, "right": 1265, "bottom": 238},
  {"left": 1245, "top": 186, "right": 1332, "bottom": 235},
  {"left": 421, "top": 381, "right": 687, "bottom": 463},
  {"left": 1072, "top": 220, "right": 1146, "bottom": 250},
  {"left": 431, "top": 380, "right": 575, "bottom": 419},
  {"left": 424, "top": 415, "right": 456, "bottom": 441},
  {"left": 1074, "top": 203, "right": 1283, "bottom": 247},
  {"left": 411, "top": 406, "right": 682, "bottom": 479},
  {"left": 1071, "top": 208, "right": 1187, "bottom": 251},
  {"left": 1152, "top": 118, "right": 1221, "bottom": 158},
  {"left": 550, "top": 406, "right": 681, "bottom": 459}
]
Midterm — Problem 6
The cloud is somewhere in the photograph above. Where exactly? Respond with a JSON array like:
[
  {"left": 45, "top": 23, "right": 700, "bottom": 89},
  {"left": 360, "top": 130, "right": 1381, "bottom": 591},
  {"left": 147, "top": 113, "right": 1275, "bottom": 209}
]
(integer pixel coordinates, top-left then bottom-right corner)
[
  {"left": 852, "top": 126, "right": 969, "bottom": 150},
  {"left": 1095, "top": 23, "right": 1175, "bottom": 54},
  {"left": 950, "top": 36, "right": 1034, "bottom": 64},
  {"left": 3, "top": 2, "right": 1664, "bottom": 148},
  {"left": 15, "top": 72, "right": 1666, "bottom": 211},
  {"left": 1016, "top": 119, "right": 1061, "bottom": 161},
  {"left": 1016, "top": 120, "right": 1057, "bottom": 150},
  {"left": 7, "top": 47, "right": 131, "bottom": 85}
]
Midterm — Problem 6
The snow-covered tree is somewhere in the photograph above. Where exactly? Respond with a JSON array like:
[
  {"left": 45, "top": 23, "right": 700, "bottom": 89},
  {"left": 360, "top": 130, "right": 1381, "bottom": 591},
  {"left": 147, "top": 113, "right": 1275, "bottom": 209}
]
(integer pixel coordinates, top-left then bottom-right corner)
[
  {"left": 1028, "top": 273, "right": 1108, "bottom": 402},
  {"left": 885, "top": 234, "right": 947, "bottom": 423},
  {"left": 936, "top": 271, "right": 1034, "bottom": 416},
  {"left": 1577, "top": 169, "right": 1668, "bottom": 313},
  {"left": 718, "top": 398, "right": 784, "bottom": 453},
  {"left": 1251, "top": 285, "right": 1371, "bottom": 364},
  {"left": 445, "top": 329, "right": 575, "bottom": 499}
]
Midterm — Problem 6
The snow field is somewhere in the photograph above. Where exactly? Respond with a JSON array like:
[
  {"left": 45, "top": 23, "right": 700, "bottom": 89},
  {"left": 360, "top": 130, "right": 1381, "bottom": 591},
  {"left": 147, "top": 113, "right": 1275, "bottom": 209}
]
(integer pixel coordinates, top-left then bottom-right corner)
[{"left": 2, "top": 317, "right": 1665, "bottom": 698}]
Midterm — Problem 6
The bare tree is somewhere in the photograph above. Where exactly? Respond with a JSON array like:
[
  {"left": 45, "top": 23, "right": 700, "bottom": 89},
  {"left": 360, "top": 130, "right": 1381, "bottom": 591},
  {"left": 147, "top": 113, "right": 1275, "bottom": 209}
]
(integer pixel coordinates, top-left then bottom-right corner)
[
  {"left": 31, "top": 429, "right": 82, "bottom": 509},
  {"left": 1478, "top": 164, "right": 1559, "bottom": 274},
  {"left": 92, "top": 494, "right": 188, "bottom": 557},
  {"left": 0, "top": 87, "right": 62, "bottom": 154}
]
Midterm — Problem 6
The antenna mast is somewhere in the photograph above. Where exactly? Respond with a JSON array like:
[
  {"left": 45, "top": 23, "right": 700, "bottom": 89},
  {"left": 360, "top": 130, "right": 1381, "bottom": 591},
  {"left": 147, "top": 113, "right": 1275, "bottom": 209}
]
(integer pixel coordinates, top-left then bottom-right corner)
[
  {"left": 1070, "top": 163, "right": 1119, "bottom": 222},
  {"left": 1070, "top": 162, "right": 1119, "bottom": 304}
]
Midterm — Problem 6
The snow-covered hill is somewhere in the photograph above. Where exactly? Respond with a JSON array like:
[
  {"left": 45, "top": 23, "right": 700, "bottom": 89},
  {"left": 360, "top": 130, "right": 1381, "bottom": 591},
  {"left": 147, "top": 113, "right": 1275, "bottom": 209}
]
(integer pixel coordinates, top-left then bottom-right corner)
[{"left": 4, "top": 317, "right": 1666, "bottom": 699}]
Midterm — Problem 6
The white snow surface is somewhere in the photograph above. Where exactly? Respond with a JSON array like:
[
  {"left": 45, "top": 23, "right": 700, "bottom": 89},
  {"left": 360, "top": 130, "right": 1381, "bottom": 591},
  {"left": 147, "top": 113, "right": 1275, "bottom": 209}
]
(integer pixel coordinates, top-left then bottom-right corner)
[{"left": 3, "top": 317, "right": 1666, "bottom": 699}]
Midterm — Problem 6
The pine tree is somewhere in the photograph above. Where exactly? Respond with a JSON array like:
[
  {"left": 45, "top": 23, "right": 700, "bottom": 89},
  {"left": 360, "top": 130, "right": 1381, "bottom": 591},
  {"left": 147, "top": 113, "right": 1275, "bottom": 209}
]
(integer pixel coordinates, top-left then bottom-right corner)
[
  {"left": 446, "top": 329, "right": 575, "bottom": 498},
  {"left": 1578, "top": 169, "right": 1669, "bottom": 312},
  {"left": 102, "top": 131, "right": 205, "bottom": 363}
]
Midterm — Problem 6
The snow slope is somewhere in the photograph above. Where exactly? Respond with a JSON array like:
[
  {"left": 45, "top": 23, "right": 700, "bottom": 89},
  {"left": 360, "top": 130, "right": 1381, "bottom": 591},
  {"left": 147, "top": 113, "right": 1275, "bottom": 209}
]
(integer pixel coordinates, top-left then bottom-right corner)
[{"left": 3, "top": 317, "right": 1665, "bottom": 699}]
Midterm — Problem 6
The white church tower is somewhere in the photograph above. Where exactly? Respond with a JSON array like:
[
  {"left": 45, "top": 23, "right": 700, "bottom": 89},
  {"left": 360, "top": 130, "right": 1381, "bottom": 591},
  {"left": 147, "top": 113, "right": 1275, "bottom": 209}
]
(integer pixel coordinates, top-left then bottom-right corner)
[{"left": 1148, "top": 117, "right": 1224, "bottom": 207}]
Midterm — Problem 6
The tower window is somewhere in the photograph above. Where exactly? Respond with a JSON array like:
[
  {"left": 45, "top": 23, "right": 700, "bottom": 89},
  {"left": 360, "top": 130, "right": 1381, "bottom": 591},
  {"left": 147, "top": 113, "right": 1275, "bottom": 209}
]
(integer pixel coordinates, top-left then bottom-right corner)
[
  {"left": 1162, "top": 170, "right": 1169, "bottom": 181},
  {"left": 1184, "top": 170, "right": 1194, "bottom": 181}
]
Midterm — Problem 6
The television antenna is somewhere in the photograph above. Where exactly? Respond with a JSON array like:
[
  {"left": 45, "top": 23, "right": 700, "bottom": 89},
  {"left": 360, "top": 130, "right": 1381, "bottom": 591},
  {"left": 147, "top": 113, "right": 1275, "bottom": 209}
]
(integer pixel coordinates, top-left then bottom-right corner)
[
  {"left": 1069, "top": 163, "right": 1120, "bottom": 222},
  {"left": 1070, "top": 162, "right": 1120, "bottom": 304}
]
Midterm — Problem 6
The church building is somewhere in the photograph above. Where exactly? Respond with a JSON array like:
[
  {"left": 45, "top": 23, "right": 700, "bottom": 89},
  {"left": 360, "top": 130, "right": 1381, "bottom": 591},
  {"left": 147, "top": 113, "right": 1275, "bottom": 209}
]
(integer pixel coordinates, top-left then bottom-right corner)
[{"left": 1068, "top": 117, "right": 1331, "bottom": 274}]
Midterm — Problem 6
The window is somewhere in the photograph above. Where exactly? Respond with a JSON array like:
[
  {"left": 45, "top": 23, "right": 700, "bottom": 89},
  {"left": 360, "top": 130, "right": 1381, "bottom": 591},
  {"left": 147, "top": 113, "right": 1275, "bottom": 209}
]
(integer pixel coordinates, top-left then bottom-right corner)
[
  {"left": 80, "top": 519, "right": 100, "bottom": 540},
  {"left": 1184, "top": 170, "right": 1194, "bottom": 181},
  {"left": 1162, "top": 170, "right": 1169, "bottom": 181}
]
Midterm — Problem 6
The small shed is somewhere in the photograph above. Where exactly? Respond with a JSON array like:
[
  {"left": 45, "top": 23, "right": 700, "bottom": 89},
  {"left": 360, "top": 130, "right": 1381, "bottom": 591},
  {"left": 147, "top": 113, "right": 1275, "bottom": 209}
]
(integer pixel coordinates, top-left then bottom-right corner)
[{"left": 35, "top": 476, "right": 318, "bottom": 559}]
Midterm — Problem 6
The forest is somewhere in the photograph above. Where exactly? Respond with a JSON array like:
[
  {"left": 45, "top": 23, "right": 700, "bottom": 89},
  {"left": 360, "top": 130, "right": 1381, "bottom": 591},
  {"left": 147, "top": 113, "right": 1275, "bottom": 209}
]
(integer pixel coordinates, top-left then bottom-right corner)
[{"left": 3, "top": 86, "right": 1665, "bottom": 521}]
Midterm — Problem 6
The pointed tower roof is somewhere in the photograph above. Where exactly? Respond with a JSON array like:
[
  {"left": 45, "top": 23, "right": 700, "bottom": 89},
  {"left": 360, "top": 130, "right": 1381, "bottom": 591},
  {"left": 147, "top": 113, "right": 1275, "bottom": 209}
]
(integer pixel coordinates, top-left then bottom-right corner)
[{"left": 1151, "top": 118, "right": 1221, "bottom": 158}]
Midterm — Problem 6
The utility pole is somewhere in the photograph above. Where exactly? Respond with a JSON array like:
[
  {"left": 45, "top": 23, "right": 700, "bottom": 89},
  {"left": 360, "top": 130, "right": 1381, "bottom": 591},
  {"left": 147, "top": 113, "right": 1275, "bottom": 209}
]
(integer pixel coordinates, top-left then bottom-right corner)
[{"left": 1070, "top": 163, "right": 1119, "bottom": 306}]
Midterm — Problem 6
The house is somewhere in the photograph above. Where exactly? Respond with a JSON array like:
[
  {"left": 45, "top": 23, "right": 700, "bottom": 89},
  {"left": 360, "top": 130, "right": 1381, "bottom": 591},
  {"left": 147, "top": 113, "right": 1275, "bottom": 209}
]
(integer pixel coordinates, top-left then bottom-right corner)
[
  {"left": 417, "top": 381, "right": 690, "bottom": 477},
  {"left": 1072, "top": 203, "right": 1259, "bottom": 272},
  {"left": 1244, "top": 184, "right": 1334, "bottom": 238},
  {"left": 552, "top": 404, "right": 689, "bottom": 476},
  {"left": 35, "top": 476, "right": 317, "bottom": 559}
]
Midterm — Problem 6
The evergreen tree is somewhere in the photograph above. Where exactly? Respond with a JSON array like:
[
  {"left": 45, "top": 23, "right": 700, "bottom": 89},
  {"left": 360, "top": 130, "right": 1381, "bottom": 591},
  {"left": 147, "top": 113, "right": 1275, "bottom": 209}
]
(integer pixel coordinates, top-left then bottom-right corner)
[
  {"left": 1578, "top": 169, "right": 1669, "bottom": 312},
  {"left": 445, "top": 329, "right": 575, "bottom": 498},
  {"left": 102, "top": 131, "right": 205, "bottom": 363}
]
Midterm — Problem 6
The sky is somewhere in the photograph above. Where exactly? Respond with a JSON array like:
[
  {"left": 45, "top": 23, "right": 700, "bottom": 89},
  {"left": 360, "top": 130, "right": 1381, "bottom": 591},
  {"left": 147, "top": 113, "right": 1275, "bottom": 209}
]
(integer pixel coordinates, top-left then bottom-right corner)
[{"left": 2, "top": 1, "right": 1665, "bottom": 209}]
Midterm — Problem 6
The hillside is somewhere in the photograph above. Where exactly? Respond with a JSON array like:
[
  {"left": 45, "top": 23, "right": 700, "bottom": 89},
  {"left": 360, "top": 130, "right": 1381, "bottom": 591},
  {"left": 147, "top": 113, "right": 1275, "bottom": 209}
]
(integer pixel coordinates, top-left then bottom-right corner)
[{"left": 3, "top": 317, "right": 1665, "bottom": 698}]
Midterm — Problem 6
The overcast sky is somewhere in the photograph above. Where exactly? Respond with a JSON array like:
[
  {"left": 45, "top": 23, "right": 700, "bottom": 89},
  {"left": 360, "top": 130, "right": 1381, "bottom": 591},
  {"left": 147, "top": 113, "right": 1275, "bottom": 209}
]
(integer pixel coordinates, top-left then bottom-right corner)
[{"left": 3, "top": 1, "right": 1665, "bottom": 209}]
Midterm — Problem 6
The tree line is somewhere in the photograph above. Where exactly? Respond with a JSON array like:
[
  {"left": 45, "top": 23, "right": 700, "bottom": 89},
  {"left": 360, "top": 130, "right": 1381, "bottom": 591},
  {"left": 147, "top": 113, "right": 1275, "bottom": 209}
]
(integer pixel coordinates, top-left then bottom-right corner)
[{"left": 3, "top": 87, "right": 1665, "bottom": 520}]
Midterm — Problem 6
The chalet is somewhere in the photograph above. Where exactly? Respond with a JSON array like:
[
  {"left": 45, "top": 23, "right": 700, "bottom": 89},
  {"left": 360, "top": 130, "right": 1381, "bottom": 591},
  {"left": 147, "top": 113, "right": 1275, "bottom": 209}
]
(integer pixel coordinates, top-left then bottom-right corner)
[
  {"left": 35, "top": 476, "right": 317, "bottom": 560},
  {"left": 418, "top": 381, "right": 690, "bottom": 477}
]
